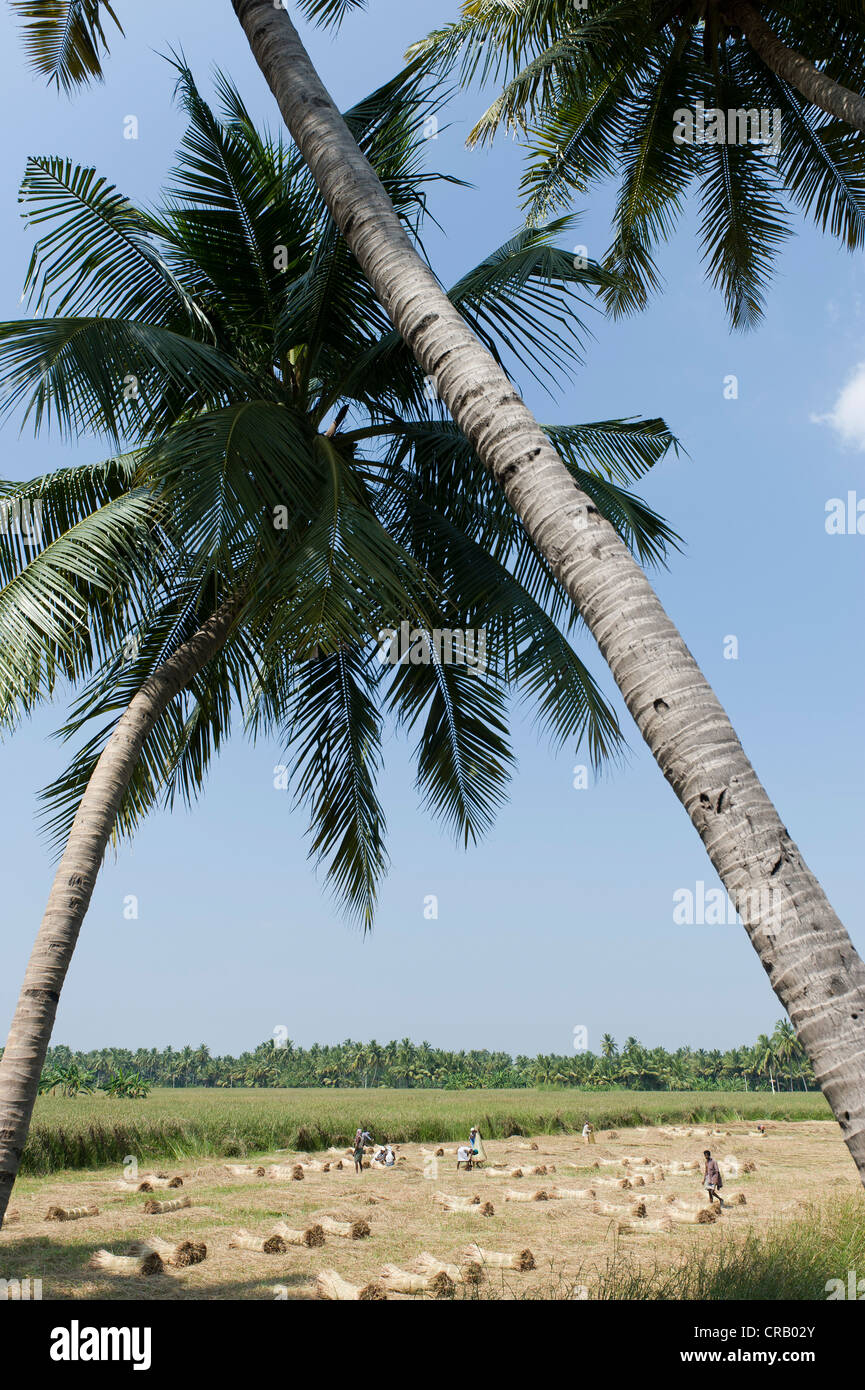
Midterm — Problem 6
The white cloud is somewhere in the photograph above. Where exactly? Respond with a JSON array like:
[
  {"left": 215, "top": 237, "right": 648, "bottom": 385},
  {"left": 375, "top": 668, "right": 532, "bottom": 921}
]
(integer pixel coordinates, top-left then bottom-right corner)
[{"left": 811, "top": 361, "right": 865, "bottom": 450}]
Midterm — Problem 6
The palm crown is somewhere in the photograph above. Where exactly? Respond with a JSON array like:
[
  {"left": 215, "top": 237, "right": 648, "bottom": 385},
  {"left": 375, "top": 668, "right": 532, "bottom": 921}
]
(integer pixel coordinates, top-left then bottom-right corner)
[
  {"left": 410, "top": 1, "right": 865, "bottom": 328},
  {"left": 0, "top": 61, "right": 679, "bottom": 926}
]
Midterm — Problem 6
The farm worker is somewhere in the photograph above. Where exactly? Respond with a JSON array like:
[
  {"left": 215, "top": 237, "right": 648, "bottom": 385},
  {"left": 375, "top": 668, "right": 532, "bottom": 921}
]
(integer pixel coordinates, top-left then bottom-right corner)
[
  {"left": 456, "top": 1143, "right": 474, "bottom": 1171},
  {"left": 702, "top": 1150, "right": 725, "bottom": 1209},
  {"left": 384, "top": 1146, "right": 395, "bottom": 1167},
  {"left": 353, "top": 1138, "right": 366, "bottom": 1175},
  {"left": 582, "top": 1122, "right": 596, "bottom": 1145},
  {"left": 469, "top": 1126, "right": 486, "bottom": 1162}
]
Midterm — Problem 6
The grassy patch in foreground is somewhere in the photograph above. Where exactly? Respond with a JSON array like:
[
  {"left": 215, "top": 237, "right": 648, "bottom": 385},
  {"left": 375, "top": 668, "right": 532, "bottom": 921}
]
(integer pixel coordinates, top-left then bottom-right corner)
[
  {"left": 586, "top": 1195, "right": 865, "bottom": 1301},
  {"left": 22, "top": 1088, "right": 829, "bottom": 1175}
]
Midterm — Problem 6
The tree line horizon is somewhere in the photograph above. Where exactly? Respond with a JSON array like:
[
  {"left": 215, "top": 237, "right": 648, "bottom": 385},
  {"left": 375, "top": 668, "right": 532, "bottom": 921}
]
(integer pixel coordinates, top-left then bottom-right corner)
[{"left": 28, "top": 1019, "right": 812, "bottom": 1094}]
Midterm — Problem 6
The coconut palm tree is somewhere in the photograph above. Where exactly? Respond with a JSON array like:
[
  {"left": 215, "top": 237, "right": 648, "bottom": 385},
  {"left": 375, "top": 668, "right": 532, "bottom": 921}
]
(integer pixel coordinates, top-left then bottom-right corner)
[
  {"left": 0, "top": 63, "right": 677, "bottom": 1226},
  {"left": 772, "top": 1017, "right": 802, "bottom": 1090},
  {"left": 9, "top": 1, "right": 865, "bottom": 1184},
  {"left": 411, "top": 1, "right": 865, "bottom": 327}
]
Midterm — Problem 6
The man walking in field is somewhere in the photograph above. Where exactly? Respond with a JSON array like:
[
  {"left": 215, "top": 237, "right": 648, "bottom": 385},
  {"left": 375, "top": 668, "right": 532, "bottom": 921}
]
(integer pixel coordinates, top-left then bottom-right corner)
[{"left": 703, "top": 1150, "right": 725, "bottom": 1209}]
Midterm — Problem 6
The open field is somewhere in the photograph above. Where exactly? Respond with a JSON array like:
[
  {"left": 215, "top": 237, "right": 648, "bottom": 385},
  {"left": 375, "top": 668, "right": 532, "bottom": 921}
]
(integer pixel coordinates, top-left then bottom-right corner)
[
  {"left": 22, "top": 1088, "right": 829, "bottom": 1175},
  {"left": 3, "top": 1115, "right": 860, "bottom": 1301}
]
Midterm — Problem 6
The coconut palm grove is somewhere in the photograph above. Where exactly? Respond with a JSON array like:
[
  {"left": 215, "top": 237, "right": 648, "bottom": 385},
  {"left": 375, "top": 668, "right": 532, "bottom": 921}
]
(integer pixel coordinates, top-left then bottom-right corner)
[
  {"left": 39, "top": 1023, "right": 810, "bottom": 1095},
  {"left": 0, "top": 0, "right": 863, "bottom": 1343}
]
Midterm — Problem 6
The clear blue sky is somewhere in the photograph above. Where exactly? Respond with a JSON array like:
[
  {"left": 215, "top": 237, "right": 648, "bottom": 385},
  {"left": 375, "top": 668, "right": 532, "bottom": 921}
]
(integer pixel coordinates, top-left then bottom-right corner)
[{"left": 0, "top": 0, "right": 862, "bottom": 1060}]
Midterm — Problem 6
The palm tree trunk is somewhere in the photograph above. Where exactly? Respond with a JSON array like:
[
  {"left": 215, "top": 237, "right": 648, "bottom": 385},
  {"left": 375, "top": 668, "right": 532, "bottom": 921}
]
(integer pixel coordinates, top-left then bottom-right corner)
[
  {"left": 0, "top": 600, "right": 239, "bottom": 1228},
  {"left": 722, "top": 0, "right": 865, "bottom": 134},
  {"left": 230, "top": 0, "right": 865, "bottom": 1181}
]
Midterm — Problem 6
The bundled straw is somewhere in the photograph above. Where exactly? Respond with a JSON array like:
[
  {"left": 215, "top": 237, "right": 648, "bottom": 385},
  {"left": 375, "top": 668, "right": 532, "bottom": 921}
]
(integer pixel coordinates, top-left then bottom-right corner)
[
  {"left": 271, "top": 1221, "right": 326, "bottom": 1248},
  {"left": 143, "top": 1196, "right": 191, "bottom": 1216},
  {"left": 136, "top": 1175, "right": 183, "bottom": 1191},
  {"left": 89, "top": 1249, "right": 163, "bottom": 1277},
  {"left": 616, "top": 1217, "right": 673, "bottom": 1235},
  {"left": 461, "top": 1243, "right": 535, "bottom": 1272},
  {"left": 45, "top": 1204, "right": 99, "bottom": 1222},
  {"left": 229, "top": 1229, "right": 287, "bottom": 1254},
  {"left": 318, "top": 1215, "right": 371, "bottom": 1240},
  {"left": 433, "top": 1193, "right": 493, "bottom": 1214},
  {"left": 379, "top": 1264, "right": 455, "bottom": 1298},
  {"left": 668, "top": 1206, "right": 718, "bottom": 1225},
  {"left": 315, "top": 1270, "right": 386, "bottom": 1301},
  {"left": 130, "top": 1237, "right": 207, "bottom": 1268}
]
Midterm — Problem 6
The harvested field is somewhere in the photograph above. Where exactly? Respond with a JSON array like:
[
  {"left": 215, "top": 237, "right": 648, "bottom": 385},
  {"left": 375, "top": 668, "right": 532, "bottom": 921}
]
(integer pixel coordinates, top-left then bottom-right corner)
[{"left": 1, "top": 1119, "right": 858, "bottom": 1301}]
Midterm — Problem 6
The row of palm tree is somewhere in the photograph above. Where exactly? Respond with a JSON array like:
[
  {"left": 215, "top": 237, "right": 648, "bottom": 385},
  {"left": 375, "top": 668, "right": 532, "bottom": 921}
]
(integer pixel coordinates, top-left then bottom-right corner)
[
  {"left": 0, "top": 0, "right": 863, "bottom": 1226},
  {"left": 31, "top": 1022, "right": 813, "bottom": 1093}
]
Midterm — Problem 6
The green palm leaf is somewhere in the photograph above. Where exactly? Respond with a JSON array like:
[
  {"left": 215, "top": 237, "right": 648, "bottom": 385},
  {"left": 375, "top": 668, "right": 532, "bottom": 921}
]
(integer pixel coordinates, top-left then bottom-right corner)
[{"left": 10, "top": 0, "right": 121, "bottom": 91}]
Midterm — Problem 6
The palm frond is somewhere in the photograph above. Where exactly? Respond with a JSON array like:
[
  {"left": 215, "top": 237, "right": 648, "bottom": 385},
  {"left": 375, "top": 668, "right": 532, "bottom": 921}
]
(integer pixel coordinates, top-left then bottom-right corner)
[
  {"left": 295, "top": 0, "right": 368, "bottom": 28},
  {"left": 11, "top": 0, "right": 122, "bottom": 92},
  {"left": 19, "top": 156, "right": 207, "bottom": 328},
  {"left": 0, "top": 488, "right": 158, "bottom": 727},
  {"left": 285, "top": 645, "right": 387, "bottom": 930},
  {"left": 0, "top": 316, "right": 251, "bottom": 440}
]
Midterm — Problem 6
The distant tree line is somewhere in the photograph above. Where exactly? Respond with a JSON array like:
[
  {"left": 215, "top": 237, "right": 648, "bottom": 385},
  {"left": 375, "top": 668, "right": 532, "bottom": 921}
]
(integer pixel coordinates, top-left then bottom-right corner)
[{"left": 19, "top": 1021, "right": 815, "bottom": 1095}]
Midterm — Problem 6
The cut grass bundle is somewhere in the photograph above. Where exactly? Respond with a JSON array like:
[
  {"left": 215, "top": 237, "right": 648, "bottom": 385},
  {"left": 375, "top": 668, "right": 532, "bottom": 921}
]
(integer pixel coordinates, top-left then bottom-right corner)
[
  {"left": 591, "top": 1201, "right": 631, "bottom": 1218},
  {"left": 617, "top": 1217, "right": 674, "bottom": 1235},
  {"left": 315, "top": 1270, "right": 385, "bottom": 1301},
  {"left": 318, "top": 1215, "right": 371, "bottom": 1240},
  {"left": 668, "top": 1206, "right": 718, "bottom": 1225},
  {"left": 271, "top": 1221, "right": 326, "bottom": 1248},
  {"left": 412, "top": 1251, "right": 483, "bottom": 1286},
  {"left": 89, "top": 1248, "right": 163, "bottom": 1276},
  {"left": 435, "top": 1195, "right": 496, "bottom": 1216},
  {"left": 379, "top": 1264, "right": 455, "bottom": 1298},
  {"left": 135, "top": 1174, "right": 184, "bottom": 1191},
  {"left": 45, "top": 1204, "right": 99, "bottom": 1222},
  {"left": 461, "top": 1243, "right": 535, "bottom": 1272},
  {"left": 546, "top": 1186, "right": 595, "bottom": 1202},
  {"left": 130, "top": 1238, "right": 207, "bottom": 1268},
  {"left": 504, "top": 1187, "right": 551, "bottom": 1203},
  {"left": 142, "top": 1196, "right": 192, "bottom": 1216},
  {"left": 229, "top": 1229, "right": 287, "bottom": 1255}
]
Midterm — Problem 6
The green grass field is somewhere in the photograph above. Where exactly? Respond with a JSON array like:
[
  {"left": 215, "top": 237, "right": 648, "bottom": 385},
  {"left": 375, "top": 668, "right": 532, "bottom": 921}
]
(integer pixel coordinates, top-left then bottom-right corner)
[{"left": 23, "top": 1088, "right": 830, "bottom": 1175}]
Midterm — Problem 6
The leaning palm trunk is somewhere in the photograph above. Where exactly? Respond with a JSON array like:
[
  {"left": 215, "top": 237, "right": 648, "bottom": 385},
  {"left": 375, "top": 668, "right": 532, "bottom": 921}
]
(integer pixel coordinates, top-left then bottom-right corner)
[
  {"left": 0, "top": 600, "right": 239, "bottom": 1228},
  {"left": 722, "top": 0, "right": 865, "bottom": 135},
  {"left": 232, "top": 0, "right": 865, "bottom": 1181}
]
